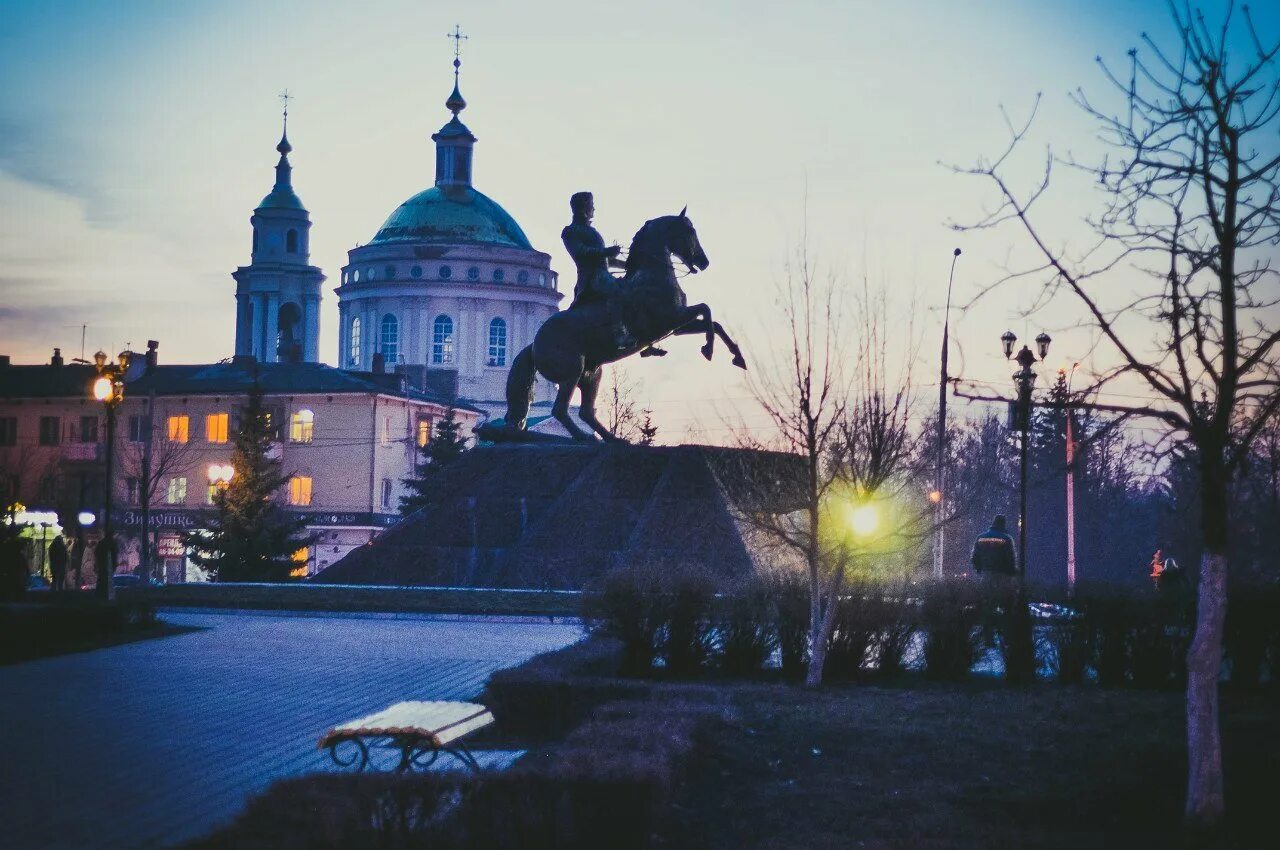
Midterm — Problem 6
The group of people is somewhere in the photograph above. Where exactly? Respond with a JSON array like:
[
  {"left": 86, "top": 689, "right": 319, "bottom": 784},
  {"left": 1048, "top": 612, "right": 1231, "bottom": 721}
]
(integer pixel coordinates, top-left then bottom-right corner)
[{"left": 0, "top": 531, "right": 115, "bottom": 599}]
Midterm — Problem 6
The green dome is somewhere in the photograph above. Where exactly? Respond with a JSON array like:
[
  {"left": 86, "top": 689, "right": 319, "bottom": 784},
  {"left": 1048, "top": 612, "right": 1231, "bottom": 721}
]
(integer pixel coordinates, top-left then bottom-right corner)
[{"left": 371, "top": 186, "right": 532, "bottom": 249}]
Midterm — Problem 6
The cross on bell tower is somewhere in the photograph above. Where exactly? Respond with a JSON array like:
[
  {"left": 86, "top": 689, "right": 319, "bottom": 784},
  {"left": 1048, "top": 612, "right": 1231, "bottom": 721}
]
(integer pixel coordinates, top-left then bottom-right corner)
[{"left": 434, "top": 24, "right": 476, "bottom": 190}]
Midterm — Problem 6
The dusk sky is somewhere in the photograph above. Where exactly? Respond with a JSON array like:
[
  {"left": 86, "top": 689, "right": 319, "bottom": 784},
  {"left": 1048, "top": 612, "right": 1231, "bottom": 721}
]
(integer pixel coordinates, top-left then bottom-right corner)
[{"left": 2, "top": 0, "right": 1276, "bottom": 441}]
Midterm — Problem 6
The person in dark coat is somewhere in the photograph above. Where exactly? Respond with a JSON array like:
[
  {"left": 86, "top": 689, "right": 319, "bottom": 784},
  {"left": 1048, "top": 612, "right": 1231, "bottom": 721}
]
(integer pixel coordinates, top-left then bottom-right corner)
[
  {"left": 972, "top": 515, "right": 1017, "bottom": 577},
  {"left": 48, "top": 535, "right": 68, "bottom": 592}
]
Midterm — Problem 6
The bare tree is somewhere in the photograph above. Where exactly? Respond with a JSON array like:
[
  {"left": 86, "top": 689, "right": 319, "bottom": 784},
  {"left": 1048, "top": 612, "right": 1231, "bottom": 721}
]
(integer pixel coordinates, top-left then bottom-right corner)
[
  {"left": 723, "top": 239, "right": 923, "bottom": 686},
  {"left": 602, "top": 366, "right": 645, "bottom": 442},
  {"left": 952, "top": 2, "right": 1280, "bottom": 825},
  {"left": 120, "top": 416, "right": 196, "bottom": 578}
]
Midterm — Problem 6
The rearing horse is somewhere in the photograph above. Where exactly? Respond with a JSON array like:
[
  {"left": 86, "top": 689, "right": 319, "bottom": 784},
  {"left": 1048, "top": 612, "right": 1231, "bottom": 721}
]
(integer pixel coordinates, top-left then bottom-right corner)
[{"left": 492, "top": 209, "right": 747, "bottom": 442}]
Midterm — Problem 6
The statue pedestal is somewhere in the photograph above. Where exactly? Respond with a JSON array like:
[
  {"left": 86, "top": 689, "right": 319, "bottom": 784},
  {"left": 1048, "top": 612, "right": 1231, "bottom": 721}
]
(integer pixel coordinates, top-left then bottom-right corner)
[{"left": 314, "top": 444, "right": 802, "bottom": 589}]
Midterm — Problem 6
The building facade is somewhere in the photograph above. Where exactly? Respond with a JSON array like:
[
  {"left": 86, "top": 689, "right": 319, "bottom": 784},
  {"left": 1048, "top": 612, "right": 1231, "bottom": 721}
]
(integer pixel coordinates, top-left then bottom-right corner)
[{"left": 0, "top": 348, "right": 478, "bottom": 583}]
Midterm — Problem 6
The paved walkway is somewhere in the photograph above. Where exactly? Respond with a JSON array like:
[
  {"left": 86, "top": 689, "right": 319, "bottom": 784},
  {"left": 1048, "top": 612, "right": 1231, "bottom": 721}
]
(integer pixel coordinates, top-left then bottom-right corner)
[{"left": 0, "top": 610, "right": 582, "bottom": 850}]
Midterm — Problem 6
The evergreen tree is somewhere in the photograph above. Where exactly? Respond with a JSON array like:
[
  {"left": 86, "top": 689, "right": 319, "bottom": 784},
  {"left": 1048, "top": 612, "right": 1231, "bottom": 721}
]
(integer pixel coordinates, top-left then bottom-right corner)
[
  {"left": 400, "top": 408, "right": 468, "bottom": 514},
  {"left": 638, "top": 409, "right": 659, "bottom": 446},
  {"left": 187, "top": 382, "right": 312, "bottom": 582}
]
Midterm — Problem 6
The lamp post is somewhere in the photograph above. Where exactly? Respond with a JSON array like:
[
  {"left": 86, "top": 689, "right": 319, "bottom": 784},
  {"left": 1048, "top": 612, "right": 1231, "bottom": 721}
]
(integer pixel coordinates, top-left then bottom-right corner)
[
  {"left": 934, "top": 248, "right": 961, "bottom": 580},
  {"left": 1001, "top": 331, "right": 1051, "bottom": 585},
  {"left": 91, "top": 349, "right": 130, "bottom": 599}
]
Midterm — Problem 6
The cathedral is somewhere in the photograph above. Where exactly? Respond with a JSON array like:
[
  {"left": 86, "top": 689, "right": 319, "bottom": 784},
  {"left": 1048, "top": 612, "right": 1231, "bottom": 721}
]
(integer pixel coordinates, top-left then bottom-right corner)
[{"left": 232, "top": 47, "right": 562, "bottom": 406}]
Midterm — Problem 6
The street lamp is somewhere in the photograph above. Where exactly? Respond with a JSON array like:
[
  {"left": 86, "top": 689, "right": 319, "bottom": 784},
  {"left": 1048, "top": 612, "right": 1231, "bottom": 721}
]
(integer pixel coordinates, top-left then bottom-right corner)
[
  {"left": 1001, "top": 331, "right": 1050, "bottom": 585},
  {"left": 92, "top": 349, "right": 130, "bottom": 600},
  {"left": 207, "top": 464, "right": 235, "bottom": 489}
]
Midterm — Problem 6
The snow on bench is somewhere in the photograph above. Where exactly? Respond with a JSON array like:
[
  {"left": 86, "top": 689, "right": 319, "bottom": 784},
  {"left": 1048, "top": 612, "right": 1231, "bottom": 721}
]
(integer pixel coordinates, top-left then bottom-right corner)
[{"left": 319, "top": 700, "right": 495, "bottom": 772}]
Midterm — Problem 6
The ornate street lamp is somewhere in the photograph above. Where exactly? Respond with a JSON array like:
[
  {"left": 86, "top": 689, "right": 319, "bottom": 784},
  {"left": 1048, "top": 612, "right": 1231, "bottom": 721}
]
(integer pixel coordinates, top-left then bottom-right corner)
[
  {"left": 91, "top": 349, "right": 130, "bottom": 599},
  {"left": 1001, "top": 331, "right": 1051, "bottom": 585}
]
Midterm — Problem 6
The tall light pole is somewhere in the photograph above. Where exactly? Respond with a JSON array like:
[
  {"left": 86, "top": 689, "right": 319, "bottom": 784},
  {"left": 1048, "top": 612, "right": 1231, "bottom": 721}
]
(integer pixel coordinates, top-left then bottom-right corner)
[
  {"left": 91, "top": 349, "right": 130, "bottom": 600},
  {"left": 933, "top": 248, "right": 961, "bottom": 580},
  {"left": 1063, "top": 363, "right": 1079, "bottom": 597},
  {"left": 1001, "top": 330, "right": 1051, "bottom": 586}
]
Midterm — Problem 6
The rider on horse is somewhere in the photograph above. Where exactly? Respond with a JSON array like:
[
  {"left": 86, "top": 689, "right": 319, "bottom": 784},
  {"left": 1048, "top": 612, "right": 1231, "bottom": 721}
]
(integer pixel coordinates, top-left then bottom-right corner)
[{"left": 561, "top": 191, "right": 665, "bottom": 356}]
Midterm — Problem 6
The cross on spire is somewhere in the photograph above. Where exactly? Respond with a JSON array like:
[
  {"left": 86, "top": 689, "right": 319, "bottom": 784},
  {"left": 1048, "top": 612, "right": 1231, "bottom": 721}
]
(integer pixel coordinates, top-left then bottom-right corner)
[
  {"left": 279, "top": 89, "right": 293, "bottom": 120},
  {"left": 447, "top": 25, "right": 468, "bottom": 67},
  {"left": 276, "top": 89, "right": 294, "bottom": 156}
]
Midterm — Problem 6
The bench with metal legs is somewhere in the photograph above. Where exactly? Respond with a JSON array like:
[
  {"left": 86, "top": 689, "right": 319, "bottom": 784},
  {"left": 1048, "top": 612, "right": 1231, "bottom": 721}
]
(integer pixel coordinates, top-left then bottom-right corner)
[{"left": 319, "top": 701, "right": 494, "bottom": 773}]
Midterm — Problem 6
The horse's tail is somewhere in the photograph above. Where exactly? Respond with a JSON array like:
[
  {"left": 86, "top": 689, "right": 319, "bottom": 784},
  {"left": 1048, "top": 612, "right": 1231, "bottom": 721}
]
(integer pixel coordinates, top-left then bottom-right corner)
[{"left": 505, "top": 345, "right": 537, "bottom": 430}]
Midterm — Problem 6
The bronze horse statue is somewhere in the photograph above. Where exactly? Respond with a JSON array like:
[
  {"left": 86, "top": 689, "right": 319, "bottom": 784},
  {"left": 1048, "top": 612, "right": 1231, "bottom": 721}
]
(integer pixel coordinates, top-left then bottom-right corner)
[{"left": 483, "top": 210, "right": 747, "bottom": 442}]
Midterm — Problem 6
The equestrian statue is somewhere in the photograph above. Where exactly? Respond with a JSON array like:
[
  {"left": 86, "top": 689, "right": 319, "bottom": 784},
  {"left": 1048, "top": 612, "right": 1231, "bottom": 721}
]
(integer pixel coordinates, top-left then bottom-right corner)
[{"left": 478, "top": 191, "right": 747, "bottom": 443}]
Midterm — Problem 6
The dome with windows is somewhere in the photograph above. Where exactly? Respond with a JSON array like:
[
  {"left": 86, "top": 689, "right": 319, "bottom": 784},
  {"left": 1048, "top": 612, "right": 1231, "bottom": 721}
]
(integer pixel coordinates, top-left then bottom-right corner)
[{"left": 371, "top": 185, "right": 532, "bottom": 249}]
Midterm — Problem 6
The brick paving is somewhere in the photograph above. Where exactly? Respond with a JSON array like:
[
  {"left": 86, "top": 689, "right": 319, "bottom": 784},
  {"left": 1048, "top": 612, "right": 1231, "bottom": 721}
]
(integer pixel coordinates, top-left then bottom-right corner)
[{"left": 0, "top": 609, "right": 582, "bottom": 850}]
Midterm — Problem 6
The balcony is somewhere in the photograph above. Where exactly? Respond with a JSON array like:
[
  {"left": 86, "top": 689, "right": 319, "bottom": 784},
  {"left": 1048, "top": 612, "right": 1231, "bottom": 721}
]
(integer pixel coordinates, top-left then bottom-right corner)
[{"left": 62, "top": 443, "right": 102, "bottom": 463}]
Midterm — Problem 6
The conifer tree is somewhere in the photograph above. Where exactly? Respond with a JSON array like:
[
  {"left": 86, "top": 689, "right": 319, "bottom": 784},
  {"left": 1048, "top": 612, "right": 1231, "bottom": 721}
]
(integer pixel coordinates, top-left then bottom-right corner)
[
  {"left": 400, "top": 408, "right": 468, "bottom": 514},
  {"left": 638, "top": 409, "right": 659, "bottom": 446},
  {"left": 188, "top": 382, "right": 312, "bottom": 581}
]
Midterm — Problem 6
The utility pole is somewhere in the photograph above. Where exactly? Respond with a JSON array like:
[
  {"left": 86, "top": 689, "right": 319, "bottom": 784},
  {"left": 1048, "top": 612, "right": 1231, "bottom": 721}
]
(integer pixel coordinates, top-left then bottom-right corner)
[
  {"left": 933, "top": 248, "right": 961, "bottom": 580},
  {"left": 1063, "top": 363, "right": 1079, "bottom": 597}
]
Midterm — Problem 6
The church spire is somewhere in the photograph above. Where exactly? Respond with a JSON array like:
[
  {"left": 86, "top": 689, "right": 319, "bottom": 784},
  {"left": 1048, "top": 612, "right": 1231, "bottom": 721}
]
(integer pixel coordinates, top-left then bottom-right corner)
[
  {"left": 273, "top": 90, "right": 294, "bottom": 192},
  {"left": 433, "top": 26, "right": 476, "bottom": 191}
]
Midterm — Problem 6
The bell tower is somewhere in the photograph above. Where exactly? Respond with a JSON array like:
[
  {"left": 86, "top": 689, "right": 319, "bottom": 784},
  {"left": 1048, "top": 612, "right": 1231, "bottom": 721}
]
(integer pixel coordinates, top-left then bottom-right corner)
[{"left": 232, "top": 93, "right": 325, "bottom": 363}]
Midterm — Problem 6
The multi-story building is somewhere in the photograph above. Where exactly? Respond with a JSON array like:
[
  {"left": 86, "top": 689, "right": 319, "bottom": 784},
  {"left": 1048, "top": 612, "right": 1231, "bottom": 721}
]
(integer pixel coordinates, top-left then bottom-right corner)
[{"left": 0, "top": 345, "right": 478, "bottom": 583}]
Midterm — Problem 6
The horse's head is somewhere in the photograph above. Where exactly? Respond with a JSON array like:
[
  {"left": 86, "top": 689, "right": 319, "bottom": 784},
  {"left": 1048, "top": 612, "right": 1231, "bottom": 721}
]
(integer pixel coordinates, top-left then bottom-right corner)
[{"left": 669, "top": 206, "right": 710, "bottom": 275}]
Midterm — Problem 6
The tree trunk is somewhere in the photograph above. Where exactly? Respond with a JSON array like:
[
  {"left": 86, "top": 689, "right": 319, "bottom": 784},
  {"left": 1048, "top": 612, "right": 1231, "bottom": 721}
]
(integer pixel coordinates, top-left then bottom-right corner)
[
  {"left": 805, "top": 566, "right": 845, "bottom": 688},
  {"left": 1185, "top": 454, "right": 1229, "bottom": 826}
]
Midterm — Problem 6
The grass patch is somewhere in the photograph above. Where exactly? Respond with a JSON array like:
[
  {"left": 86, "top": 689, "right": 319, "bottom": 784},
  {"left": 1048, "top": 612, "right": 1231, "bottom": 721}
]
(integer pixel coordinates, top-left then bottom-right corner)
[{"left": 660, "top": 683, "right": 1277, "bottom": 850}]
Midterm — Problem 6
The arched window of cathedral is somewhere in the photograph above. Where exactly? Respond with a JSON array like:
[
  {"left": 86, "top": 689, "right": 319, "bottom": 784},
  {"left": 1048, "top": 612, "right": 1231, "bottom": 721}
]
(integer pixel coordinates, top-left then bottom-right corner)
[
  {"left": 349, "top": 317, "right": 361, "bottom": 367},
  {"left": 493, "top": 268, "right": 505, "bottom": 283},
  {"left": 381, "top": 314, "right": 399, "bottom": 364},
  {"left": 286, "top": 229, "right": 298, "bottom": 254},
  {"left": 488, "top": 318, "right": 507, "bottom": 367},
  {"left": 539, "top": 274, "right": 547, "bottom": 286},
  {"left": 353, "top": 269, "right": 361, "bottom": 282},
  {"left": 439, "top": 266, "right": 452, "bottom": 280},
  {"left": 385, "top": 265, "right": 396, "bottom": 280},
  {"left": 411, "top": 265, "right": 423, "bottom": 279},
  {"left": 253, "top": 229, "right": 258, "bottom": 254},
  {"left": 367, "top": 267, "right": 376, "bottom": 281},
  {"left": 517, "top": 270, "right": 529, "bottom": 284},
  {"left": 467, "top": 266, "right": 480, "bottom": 281},
  {"left": 432, "top": 315, "right": 454, "bottom": 365}
]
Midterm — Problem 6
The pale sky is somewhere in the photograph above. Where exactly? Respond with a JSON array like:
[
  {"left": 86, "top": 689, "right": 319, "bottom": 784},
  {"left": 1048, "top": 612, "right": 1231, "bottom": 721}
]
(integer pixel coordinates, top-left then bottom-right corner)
[{"left": 2, "top": 0, "right": 1276, "bottom": 442}]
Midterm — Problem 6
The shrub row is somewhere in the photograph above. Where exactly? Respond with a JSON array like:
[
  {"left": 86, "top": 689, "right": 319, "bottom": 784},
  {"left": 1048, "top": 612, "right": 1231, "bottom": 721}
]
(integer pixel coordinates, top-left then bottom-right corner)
[
  {"left": 188, "top": 696, "right": 730, "bottom": 850},
  {"left": 584, "top": 567, "right": 1280, "bottom": 688}
]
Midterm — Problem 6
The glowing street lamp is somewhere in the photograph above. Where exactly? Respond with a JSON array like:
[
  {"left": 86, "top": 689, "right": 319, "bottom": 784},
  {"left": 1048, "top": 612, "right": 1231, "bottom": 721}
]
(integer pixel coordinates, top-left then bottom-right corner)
[
  {"left": 91, "top": 349, "right": 130, "bottom": 600},
  {"left": 849, "top": 504, "right": 880, "bottom": 537},
  {"left": 207, "top": 463, "right": 235, "bottom": 488}
]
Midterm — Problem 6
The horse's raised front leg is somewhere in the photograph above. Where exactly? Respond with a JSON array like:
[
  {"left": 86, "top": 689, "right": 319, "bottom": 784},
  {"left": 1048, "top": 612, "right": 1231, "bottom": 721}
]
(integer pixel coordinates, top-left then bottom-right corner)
[
  {"left": 672, "top": 316, "right": 748, "bottom": 370},
  {"left": 685, "top": 304, "right": 715, "bottom": 360},
  {"left": 577, "top": 368, "right": 624, "bottom": 443}
]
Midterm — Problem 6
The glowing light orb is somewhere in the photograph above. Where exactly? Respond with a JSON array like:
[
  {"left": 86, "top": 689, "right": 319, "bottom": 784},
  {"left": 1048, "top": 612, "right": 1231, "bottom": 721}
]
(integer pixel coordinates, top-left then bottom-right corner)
[{"left": 849, "top": 504, "right": 880, "bottom": 537}]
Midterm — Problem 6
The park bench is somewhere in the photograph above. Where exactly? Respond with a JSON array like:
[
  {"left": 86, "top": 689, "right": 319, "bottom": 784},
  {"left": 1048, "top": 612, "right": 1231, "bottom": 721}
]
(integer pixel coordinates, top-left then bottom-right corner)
[{"left": 319, "top": 700, "right": 494, "bottom": 772}]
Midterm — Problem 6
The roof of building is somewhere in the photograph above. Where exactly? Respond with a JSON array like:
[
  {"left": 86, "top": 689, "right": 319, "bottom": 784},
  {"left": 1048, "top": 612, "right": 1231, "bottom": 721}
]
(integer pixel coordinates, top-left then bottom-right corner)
[
  {"left": 370, "top": 186, "right": 533, "bottom": 250},
  {"left": 313, "top": 443, "right": 806, "bottom": 589},
  {"left": 0, "top": 358, "right": 481, "bottom": 413}
]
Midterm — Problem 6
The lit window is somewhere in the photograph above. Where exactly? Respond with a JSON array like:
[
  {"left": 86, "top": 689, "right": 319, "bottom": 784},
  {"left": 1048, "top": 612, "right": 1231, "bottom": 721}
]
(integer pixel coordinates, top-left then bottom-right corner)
[
  {"left": 488, "top": 317, "right": 507, "bottom": 367},
  {"left": 289, "top": 476, "right": 313, "bottom": 506},
  {"left": 290, "top": 546, "right": 310, "bottom": 578},
  {"left": 349, "top": 316, "right": 361, "bottom": 366},
  {"left": 206, "top": 413, "right": 229, "bottom": 444},
  {"left": 290, "top": 409, "right": 314, "bottom": 443},
  {"left": 432, "top": 315, "right": 454, "bottom": 364},
  {"left": 417, "top": 418, "right": 433, "bottom": 448},
  {"left": 167, "top": 415, "right": 189, "bottom": 443},
  {"left": 381, "top": 314, "right": 399, "bottom": 364},
  {"left": 166, "top": 476, "right": 187, "bottom": 505},
  {"left": 381, "top": 478, "right": 393, "bottom": 508}
]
